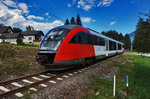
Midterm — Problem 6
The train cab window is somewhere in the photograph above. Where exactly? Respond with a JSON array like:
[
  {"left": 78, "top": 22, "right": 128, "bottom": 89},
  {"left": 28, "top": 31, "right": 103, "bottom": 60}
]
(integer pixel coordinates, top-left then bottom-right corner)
[{"left": 45, "top": 28, "right": 70, "bottom": 40}]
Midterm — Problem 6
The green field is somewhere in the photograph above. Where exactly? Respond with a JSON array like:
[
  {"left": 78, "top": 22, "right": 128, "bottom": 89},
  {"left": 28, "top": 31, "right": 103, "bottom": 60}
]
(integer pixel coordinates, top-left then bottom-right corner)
[
  {"left": 83, "top": 54, "right": 150, "bottom": 99},
  {"left": 0, "top": 44, "right": 44, "bottom": 81}
]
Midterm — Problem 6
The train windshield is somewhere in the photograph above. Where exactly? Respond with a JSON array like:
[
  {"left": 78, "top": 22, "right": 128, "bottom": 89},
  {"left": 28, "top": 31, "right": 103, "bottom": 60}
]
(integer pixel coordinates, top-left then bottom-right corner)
[
  {"left": 44, "top": 28, "right": 70, "bottom": 40},
  {"left": 39, "top": 28, "right": 70, "bottom": 51}
]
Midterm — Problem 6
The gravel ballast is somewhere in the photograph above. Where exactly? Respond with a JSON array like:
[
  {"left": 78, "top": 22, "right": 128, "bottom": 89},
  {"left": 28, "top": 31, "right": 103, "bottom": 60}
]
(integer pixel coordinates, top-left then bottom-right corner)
[{"left": 29, "top": 54, "right": 125, "bottom": 99}]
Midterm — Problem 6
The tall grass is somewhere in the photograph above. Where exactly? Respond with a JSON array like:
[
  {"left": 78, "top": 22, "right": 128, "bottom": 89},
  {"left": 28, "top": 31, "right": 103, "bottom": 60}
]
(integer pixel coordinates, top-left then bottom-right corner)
[{"left": 128, "top": 55, "right": 150, "bottom": 99}]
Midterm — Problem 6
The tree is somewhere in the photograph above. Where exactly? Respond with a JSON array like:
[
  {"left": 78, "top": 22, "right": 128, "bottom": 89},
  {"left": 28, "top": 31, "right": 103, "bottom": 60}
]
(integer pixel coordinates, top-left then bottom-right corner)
[
  {"left": 17, "top": 37, "right": 23, "bottom": 45},
  {"left": 76, "top": 14, "right": 82, "bottom": 26},
  {"left": 26, "top": 25, "right": 34, "bottom": 31},
  {"left": 124, "top": 34, "right": 131, "bottom": 49},
  {"left": 0, "top": 35, "right": 6, "bottom": 42},
  {"left": 133, "top": 17, "right": 150, "bottom": 53},
  {"left": 101, "top": 30, "right": 121, "bottom": 41},
  {"left": 64, "top": 19, "right": 69, "bottom": 25},
  {"left": 71, "top": 17, "right": 76, "bottom": 24},
  {"left": 13, "top": 27, "right": 22, "bottom": 33}
]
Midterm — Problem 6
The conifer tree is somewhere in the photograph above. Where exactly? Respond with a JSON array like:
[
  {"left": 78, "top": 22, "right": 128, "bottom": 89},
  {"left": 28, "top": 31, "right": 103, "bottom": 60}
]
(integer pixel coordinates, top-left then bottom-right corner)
[
  {"left": 124, "top": 34, "right": 131, "bottom": 49},
  {"left": 133, "top": 17, "right": 150, "bottom": 53},
  {"left": 64, "top": 19, "right": 69, "bottom": 25},
  {"left": 119, "top": 33, "right": 124, "bottom": 42},
  {"left": 76, "top": 14, "right": 82, "bottom": 26},
  {"left": 71, "top": 17, "right": 76, "bottom": 24}
]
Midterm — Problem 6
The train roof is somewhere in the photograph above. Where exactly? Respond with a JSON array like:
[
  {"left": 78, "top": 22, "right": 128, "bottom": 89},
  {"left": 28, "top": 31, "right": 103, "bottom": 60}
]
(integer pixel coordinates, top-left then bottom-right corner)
[
  {"left": 87, "top": 28, "right": 124, "bottom": 45},
  {"left": 59, "top": 24, "right": 79, "bottom": 30}
]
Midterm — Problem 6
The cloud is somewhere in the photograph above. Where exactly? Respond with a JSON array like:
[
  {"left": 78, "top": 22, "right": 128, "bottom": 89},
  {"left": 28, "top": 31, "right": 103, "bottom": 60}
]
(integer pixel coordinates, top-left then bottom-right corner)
[
  {"left": 77, "top": 0, "right": 94, "bottom": 11},
  {"left": 67, "top": 3, "right": 72, "bottom": 7},
  {"left": 18, "top": 3, "right": 29, "bottom": 14},
  {"left": 130, "top": 1, "right": 135, "bottom": 4},
  {"left": 45, "top": 13, "right": 49, "bottom": 16},
  {"left": 70, "top": 0, "right": 114, "bottom": 11},
  {"left": 0, "top": 0, "right": 63, "bottom": 32},
  {"left": 22, "top": 20, "right": 63, "bottom": 31},
  {"left": 109, "top": 21, "right": 116, "bottom": 25},
  {"left": 97, "top": 0, "right": 114, "bottom": 7},
  {"left": 81, "top": 17, "right": 96, "bottom": 22},
  {"left": 2, "top": 0, "right": 17, "bottom": 8},
  {"left": 27, "top": 15, "right": 44, "bottom": 20}
]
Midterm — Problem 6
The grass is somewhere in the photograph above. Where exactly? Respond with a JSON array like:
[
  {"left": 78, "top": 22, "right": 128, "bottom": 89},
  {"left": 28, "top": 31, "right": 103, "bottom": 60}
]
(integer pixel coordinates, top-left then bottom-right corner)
[
  {"left": 1, "top": 43, "right": 38, "bottom": 48},
  {"left": 82, "top": 54, "right": 150, "bottom": 99},
  {"left": 0, "top": 43, "right": 44, "bottom": 81}
]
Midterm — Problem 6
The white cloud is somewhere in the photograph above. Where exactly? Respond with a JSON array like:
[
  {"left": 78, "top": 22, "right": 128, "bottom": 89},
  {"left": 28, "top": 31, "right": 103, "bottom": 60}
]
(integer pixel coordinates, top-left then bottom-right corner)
[
  {"left": 2, "top": 0, "right": 17, "bottom": 8},
  {"left": 98, "top": 0, "right": 114, "bottom": 7},
  {"left": 67, "top": 3, "right": 72, "bottom": 7},
  {"left": 45, "top": 13, "right": 49, "bottom": 16},
  {"left": 109, "top": 21, "right": 116, "bottom": 25},
  {"left": 81, "top": 17, "right": 96, "bottom": 22},
  {"left": 0, "top": 0, "right": 63, "bottom": 31},
  {"left": 77, "top": 0, "right": 94, "bottom": 11},
  {"left": 22, "top": 20, "right": 63, "bottom": 31},
  {"left": 18, "top": 3, "right": 29, "bottom": 14},
  {"left": 27, "top": 15, "right": 44, "bottom": 20},
  {"left": 70, "top": 0, "right": 114, "bottom": 11}
]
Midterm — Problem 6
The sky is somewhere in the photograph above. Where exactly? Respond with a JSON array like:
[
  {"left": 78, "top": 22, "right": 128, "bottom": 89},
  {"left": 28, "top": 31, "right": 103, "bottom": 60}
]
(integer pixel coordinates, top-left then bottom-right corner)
[{"left": 0, "top": 0, "right": 150, "bottom": 35}]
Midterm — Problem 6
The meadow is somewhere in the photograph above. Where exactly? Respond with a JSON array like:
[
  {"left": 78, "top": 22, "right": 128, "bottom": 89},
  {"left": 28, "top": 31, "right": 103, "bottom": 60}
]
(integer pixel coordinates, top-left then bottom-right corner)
[{"left": 83, "top": 54, "right": 150, "bottom": 99}]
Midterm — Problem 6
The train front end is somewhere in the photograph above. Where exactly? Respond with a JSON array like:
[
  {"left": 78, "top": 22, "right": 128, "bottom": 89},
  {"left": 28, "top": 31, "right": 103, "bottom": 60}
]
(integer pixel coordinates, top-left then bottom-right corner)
[{"left": 36, "top": 26, "right": 70, "bottom": 70}]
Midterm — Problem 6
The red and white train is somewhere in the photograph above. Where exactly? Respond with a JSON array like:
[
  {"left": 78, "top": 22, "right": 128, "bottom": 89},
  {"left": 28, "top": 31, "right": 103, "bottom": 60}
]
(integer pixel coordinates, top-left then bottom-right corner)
[{"left": 36, "top": 25, "right": 124, "bottom": 71}]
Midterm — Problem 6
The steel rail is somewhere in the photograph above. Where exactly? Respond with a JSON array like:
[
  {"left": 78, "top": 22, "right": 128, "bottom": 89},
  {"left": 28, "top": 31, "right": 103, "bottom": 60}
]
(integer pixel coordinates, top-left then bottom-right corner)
[{"left": 0, "top": 71, "right": 47, "bottom": 86}]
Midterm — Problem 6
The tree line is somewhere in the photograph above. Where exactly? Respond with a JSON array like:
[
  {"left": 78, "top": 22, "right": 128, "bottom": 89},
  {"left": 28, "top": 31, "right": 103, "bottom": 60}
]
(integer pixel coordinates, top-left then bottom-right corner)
[
  {"left": 133, "top": 12, "right": 150, "bottom": 53},
  {"left": 101, "top": 30, "right": 131, "bottom": 50},
  {"left": 64, "top": 14, "right": 82, "bottom": 26}
]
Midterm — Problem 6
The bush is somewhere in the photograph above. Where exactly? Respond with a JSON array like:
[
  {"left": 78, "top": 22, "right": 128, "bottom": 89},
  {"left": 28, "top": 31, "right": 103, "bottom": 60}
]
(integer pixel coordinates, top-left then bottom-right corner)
[{"left": 17, "top": 37, "right": 23, "bottom": 45}]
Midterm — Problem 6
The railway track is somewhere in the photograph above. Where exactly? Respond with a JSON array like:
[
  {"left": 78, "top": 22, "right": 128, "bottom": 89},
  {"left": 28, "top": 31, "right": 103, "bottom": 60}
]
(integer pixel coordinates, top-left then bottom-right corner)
[
  {"left": 0, "top": 66, "right": 88, "bottom": 98},
  {"left": 0, "top": 54, "right": 120, "bottom": 99}
]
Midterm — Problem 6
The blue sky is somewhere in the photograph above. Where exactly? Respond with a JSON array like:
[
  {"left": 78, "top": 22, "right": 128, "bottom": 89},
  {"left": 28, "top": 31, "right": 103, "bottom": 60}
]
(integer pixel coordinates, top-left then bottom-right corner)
[{"left": 0, "top": 0, "right": 150, "bottom": 35}]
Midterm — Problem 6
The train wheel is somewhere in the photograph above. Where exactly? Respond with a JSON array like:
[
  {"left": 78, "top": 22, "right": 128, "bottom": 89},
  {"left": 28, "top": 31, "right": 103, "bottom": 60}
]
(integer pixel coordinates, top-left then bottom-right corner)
[{"left": 83, "top": 57, "right": 95, "bottom": 66}]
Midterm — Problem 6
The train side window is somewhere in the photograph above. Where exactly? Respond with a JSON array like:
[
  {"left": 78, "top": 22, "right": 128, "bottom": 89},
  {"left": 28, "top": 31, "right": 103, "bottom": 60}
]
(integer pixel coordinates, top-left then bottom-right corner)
[
  {"left": 69, "top": 32, "right": 88, "bottom": 44},
  {"left": 77, "top": 33, "right": 82, "bottom": 44},
  {"left": 118, "top": 44, "right": 121, "bottom": 50},
  {"left": 93, "top": 35, "right": 99, "bottom": 45},
  {"left": 99, "top": 37, "right": 105, "bottom": 46},
  {"left": 81, "top": 32, "right": 88, "bottom": 44},
  {"left": 114, "top": 42, "right": 116, "bottom": 50},
  {"left": 87, "top": 34, "right": 92, "bottom": 45},
  {"left": 109, "top": 40, "right": 113, "bottom": 50},
  {"left": 70, "top": 34, "right": 78, "bottom": 43}
]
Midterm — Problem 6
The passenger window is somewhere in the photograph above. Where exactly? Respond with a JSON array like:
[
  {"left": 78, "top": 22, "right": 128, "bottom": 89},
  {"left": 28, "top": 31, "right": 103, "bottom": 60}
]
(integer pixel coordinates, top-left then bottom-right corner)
[{"left": 81, "top": 32, "right": 88, "bottom": 44}]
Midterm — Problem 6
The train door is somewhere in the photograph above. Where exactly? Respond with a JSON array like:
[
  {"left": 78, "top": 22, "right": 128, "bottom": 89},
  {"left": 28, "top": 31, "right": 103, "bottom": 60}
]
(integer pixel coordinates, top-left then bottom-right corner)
[{"left": 106, "top": 39, "right": 109, "bottom": 56}]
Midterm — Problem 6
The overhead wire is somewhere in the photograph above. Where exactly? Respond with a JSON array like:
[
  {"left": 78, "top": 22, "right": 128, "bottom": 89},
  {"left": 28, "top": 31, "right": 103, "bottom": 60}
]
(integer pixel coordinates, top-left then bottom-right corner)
[{"left": 24, "top": 0, "right": 65, "bottom": 21}]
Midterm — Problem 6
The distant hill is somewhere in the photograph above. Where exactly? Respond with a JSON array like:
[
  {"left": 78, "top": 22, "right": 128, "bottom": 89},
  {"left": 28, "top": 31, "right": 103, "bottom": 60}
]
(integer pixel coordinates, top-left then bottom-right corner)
[{"left": 129, "top": 31, "right": 135, "bottom": 43}]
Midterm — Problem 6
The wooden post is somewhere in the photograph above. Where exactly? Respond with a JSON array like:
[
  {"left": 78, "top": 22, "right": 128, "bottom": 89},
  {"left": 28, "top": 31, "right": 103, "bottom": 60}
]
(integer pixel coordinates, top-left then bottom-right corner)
[{"left": 113, "top": 75, "right": 116, "bottom": 97}]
